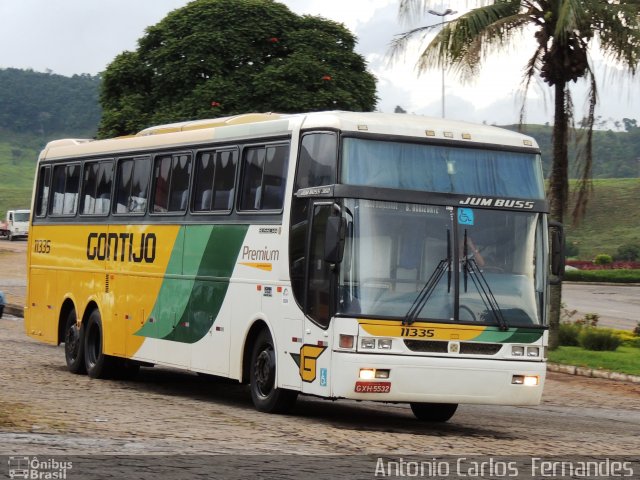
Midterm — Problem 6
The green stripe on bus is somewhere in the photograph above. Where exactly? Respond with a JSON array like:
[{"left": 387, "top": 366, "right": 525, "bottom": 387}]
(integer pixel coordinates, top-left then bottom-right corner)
[
  {"left": 474, "top": 327, "right": 543, "bottom": 344},
  {"left": 136, "top": 224, "right": 249, "bottom": 343}
]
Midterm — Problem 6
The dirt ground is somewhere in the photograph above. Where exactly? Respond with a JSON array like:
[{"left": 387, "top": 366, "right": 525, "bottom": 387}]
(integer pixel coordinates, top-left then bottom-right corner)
[{"left": 0, "top": 238, "right": 27, "bottom": 306}]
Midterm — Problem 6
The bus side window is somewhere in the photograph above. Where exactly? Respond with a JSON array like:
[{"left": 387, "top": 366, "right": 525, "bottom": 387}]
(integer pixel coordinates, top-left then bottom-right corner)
[
  {"left": 193, "top": 149, "right": 238, "bottom": 213},
  {"left": 239, "top": 143, "right": 289, "bottom": 212},
  {"left": 35, "top": 165, "right": 51, "bottom": 218},
  {"left": 114, "top": 156, "right": 151, "bottom": 214},
  {"left": 81, "top": 160, "right": 113, "bottom": 215},
  {"left": 152, "top": 153, "right": 191, "bottom": 214},
  {"left": 50, "top": 164, "right": 80, "bottom": 216},
  {"left": 296, "top": 133, "right": 337, "bottom": 189}
]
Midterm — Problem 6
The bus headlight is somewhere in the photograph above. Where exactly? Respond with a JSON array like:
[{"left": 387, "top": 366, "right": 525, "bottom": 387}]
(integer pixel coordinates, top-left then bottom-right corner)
[
  {"left": 527, "top": 346, "right": 540, "bottom": 357},
  {"left": 511, "top": 346, "right": 525, "bottom": 357},
  {"left": 512, "top": 375, "right": 539, "bottom": 386},
  {"left": 361, "top": 338, "right": 376, "bottom": 349},
  {"left": 377, "top": 339, "right": 392, "bottom": 350}
]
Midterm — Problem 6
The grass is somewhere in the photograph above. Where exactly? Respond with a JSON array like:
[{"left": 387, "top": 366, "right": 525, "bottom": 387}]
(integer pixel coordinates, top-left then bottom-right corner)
[
  {"left": 548, "top": 346, "right": 640, "bottom": 376},
  {"left": 565, "top": 178, "right": 640, "bottom": 261},
  {"left": 564, "top": 268, "right": 640, "bottom": 283}
]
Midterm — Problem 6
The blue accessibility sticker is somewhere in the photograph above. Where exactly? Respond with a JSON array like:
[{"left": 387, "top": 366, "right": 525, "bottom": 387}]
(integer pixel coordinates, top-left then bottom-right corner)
[
  {"left": 320, "top": 368, "right": 327, "bottom": 387},
  {"left": 458, "top": 208, "right": 474, "bottom": 225}
]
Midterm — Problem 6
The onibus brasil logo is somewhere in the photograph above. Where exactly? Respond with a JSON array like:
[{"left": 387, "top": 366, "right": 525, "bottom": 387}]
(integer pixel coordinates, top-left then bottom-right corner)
[{"left": 8, "top": 457, "right": 72, "bottom": 479}]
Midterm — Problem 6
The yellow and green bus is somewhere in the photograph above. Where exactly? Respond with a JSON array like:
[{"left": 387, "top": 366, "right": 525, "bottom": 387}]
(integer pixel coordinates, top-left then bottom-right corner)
[{"left": 25, "top": 111, "right": 562, "bottom": 421}]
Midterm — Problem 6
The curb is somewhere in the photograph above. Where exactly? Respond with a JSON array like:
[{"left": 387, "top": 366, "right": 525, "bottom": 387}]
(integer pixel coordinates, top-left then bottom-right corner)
[
  {"left": 547, "top": 362, "right": 640, "bottom": 384},
  {"left": 3, "top": 303, "right": 24, "bottom": 318}
]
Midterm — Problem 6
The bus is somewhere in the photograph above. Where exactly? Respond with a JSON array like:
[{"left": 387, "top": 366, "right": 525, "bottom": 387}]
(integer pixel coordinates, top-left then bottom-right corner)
[{"left": 25, "top": 111, "right": 563, "bottom": 421}]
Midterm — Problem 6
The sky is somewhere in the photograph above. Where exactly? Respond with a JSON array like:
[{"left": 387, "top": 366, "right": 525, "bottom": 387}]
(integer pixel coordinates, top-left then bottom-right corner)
[{"left": 1, "top": 0, "right": 639, "bottom": 128}]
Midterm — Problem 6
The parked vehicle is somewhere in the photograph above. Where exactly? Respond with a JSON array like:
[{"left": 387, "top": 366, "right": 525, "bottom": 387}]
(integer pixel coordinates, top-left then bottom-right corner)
[{"left": 0, "top": 209, "right": 30, "bottom": 241}]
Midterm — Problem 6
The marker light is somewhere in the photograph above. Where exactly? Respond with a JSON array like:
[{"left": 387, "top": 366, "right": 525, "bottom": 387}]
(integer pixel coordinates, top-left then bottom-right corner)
[
  {"left": 361, "top": 338, "right": 375, "bottom": 349},
  {"left": 512, "top": 346, "right": 525, "bottom": 357},
  {"left": 339, "top": 334, "right": 354, "bottom": 349},
  {"left": 359, "top": 368, "right": 376, "bottom": 380}
]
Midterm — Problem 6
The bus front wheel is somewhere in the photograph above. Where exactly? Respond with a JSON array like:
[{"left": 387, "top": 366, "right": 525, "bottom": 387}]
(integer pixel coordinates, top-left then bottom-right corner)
[
  {"left": 64, "top": 308, "right": 85, "bottom": 374},
  {"left": 249, "top": 329, "right": 297, "bottom": 414},
  {"left": 410, "top": 402, "right": 458, "bottom": 422},
  {"left": 84, "top": 309, "right": 115, "bottom": 379}
]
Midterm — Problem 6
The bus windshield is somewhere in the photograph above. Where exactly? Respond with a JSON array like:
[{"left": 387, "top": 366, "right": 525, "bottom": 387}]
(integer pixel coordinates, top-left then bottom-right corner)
[
  {"left": 337, "top": 199, "right": 546, "bottom": 326},
  {"left": 341, "top": 138, "right": 545, "bottom": 199}
]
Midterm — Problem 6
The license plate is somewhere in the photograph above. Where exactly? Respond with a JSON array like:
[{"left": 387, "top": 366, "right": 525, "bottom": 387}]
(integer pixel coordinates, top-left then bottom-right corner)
[{"left": 354, "top": 381, "right": 391, "bottom": 393}]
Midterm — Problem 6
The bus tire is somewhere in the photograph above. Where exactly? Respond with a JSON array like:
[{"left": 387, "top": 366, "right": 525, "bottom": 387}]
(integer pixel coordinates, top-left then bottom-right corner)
[
  {"left": 64, "top": 308, "right": 86, "bottom": 374},
  {"left": 83, "top": 309, "right": 115, "bottom": 379},
  {"left": 249, "top": 329, "right": 297, "bottom": 414},
  {"left": 410, "top": 402, "right": 458, "bottom": 422}
]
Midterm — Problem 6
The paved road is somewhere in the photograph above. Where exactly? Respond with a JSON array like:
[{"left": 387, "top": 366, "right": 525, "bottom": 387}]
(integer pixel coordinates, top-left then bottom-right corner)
[
  {"left": 1, "top": 315, "right": 639, "bottom": 462},
  {"left": 562, "top": 283, "right": 640, "bottom": 330}
]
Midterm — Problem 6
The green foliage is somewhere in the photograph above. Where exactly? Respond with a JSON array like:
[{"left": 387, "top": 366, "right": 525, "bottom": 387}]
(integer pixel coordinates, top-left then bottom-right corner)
[
  {"left": 615, "top": 243, "right": 640, "bottom": 262},
  {"left": 563, "top": 178, "right": 640, "bottom": 260},
  {"left": 564, "top": 269, "right": 640, "bottom": 283},
  {"left": 564, "top": 241, "right": 580, "bottom": 258},
  {"left": 593, "top": 254, "right": 613, "bottom": 265},
  {"left": 559, "top": 322, "right": 582, "bottom": 346},
  {"left": 508, "top": 124, "right": 640, "bottom": 179},
  {"left": 548, "top": 346, "right": 640, "bottom": 376},
  {"left": 0, "top": 68, "right": 100, "bottom": 137},
  {"left": 98, "top": 0, "right": 377, "bottom": 137},
  {"left": 578, "top": 328, "right": 622, "bottom": 351}
]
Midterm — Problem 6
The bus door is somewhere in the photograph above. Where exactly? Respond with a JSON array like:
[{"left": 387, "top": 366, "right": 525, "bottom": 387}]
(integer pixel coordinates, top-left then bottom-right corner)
[{"left": 299, "top": 202, "right": 335, "bottom": 397}]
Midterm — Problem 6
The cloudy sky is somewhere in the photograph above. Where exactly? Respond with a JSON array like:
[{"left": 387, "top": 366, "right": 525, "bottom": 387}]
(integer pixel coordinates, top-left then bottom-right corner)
[{"left": 1, "top": 0, "right": 639, "bottom": 128}]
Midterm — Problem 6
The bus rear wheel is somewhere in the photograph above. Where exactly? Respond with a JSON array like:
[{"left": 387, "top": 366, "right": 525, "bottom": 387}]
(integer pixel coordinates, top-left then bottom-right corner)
[
  {"left": 249, "top": 329, "right": 297, "bottom": 414},
  {"left": 410, "top": 402, "right": 458, "bottom": 422},
  {"left": 64, "top": 308, "right": 85, "bottom": 374},
  {"left": 84, "top": 309, "right": 115, "bottom": 379}
]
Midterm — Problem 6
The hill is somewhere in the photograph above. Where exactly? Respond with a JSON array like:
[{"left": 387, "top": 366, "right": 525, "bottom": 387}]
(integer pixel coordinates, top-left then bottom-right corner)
[
  {"left": 565, "top": 178, "right": 640, "bottom": 261},
  {"left": 0, "top": 68, "right": 100, "bottom": 218},
  {"left": 0, "top": 68, "right": 101, "bottom": 136},
  {"left": 504, "top": 124, "right": 640, "bottom": 178}
]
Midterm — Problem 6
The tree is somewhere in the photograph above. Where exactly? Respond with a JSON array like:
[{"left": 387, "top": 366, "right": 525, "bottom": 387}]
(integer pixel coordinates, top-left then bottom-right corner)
[
  {"left": 98, "top": 0, "right": 377, "bottom": 138},
  {"left": 392, "top": 0, "right": 640, "bottom": 349}
]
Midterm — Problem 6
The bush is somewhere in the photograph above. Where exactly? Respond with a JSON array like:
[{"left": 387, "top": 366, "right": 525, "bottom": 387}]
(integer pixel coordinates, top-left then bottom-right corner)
[
  {"left": 614, "top": 243, "right": 640, "bottom": 262},
  {"left": 578, "top": 328, "right": 622, "bottom": 351},
  {"left": 565, "top": 242, "right": 580, "bottom": 258},
  {"left": 559, "top": 322, "right": 582, "bottom": 346},
  {"left": 634, "top": 322, "right": 640, "bottom": 337},
  {"left": 593, "top": 254, "right": 613, "bottom": 266}
]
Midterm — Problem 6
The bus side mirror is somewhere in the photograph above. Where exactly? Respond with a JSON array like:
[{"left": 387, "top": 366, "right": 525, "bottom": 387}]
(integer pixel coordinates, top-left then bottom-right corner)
[
  {"left": 549, "top": 221, "right": 565, "bottom": 284},
  {"left": 324, "top": 216, "right": 346, "bottom": 264}
]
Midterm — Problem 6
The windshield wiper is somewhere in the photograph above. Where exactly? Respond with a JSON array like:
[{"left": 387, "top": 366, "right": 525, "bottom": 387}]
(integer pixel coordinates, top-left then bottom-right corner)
[
  {"left": 463, "top": 255, "right": 509, "bottom": 331},
  {"left": 404, "top": 230, "right": 452, "bottom": 326}
]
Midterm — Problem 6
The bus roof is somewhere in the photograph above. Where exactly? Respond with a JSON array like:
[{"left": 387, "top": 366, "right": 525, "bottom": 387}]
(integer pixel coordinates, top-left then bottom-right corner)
[{"left": 39, "top": 111, "right": 539, "bottom": 161}]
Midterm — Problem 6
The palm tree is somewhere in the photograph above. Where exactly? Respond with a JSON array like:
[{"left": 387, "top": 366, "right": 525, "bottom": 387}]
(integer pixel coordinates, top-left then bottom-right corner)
[{"left": 392, "top": 0, "right": 640, "bottom": 348}]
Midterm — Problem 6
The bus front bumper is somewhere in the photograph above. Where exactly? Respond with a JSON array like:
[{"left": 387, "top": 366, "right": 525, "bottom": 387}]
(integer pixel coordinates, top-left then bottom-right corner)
[{"left": 331, "top": 351, "right": 546, "bottom": 405}]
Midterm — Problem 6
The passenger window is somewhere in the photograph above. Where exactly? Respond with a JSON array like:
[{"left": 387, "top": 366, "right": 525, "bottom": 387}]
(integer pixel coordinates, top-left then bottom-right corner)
[
  {"left": 50, "top": 163, "right": 80, "bottom": 216},
  {"left": 193, "top": 149, "right": 237, "bottom": 212},
  {"left": 114, "top": 156, "right": 151, "bottom": 214},
  {"left": 35, "top": 166, "right": 51, "bottom": 217},
  {"left": 239, "top": 143, "right": 289, "bottom": 211},
  {"left": 81, "top": 160, "right": 113, "bottom": 215},
  {"left": 152, "top": 153, "right": 192, "bottom": 213}
]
